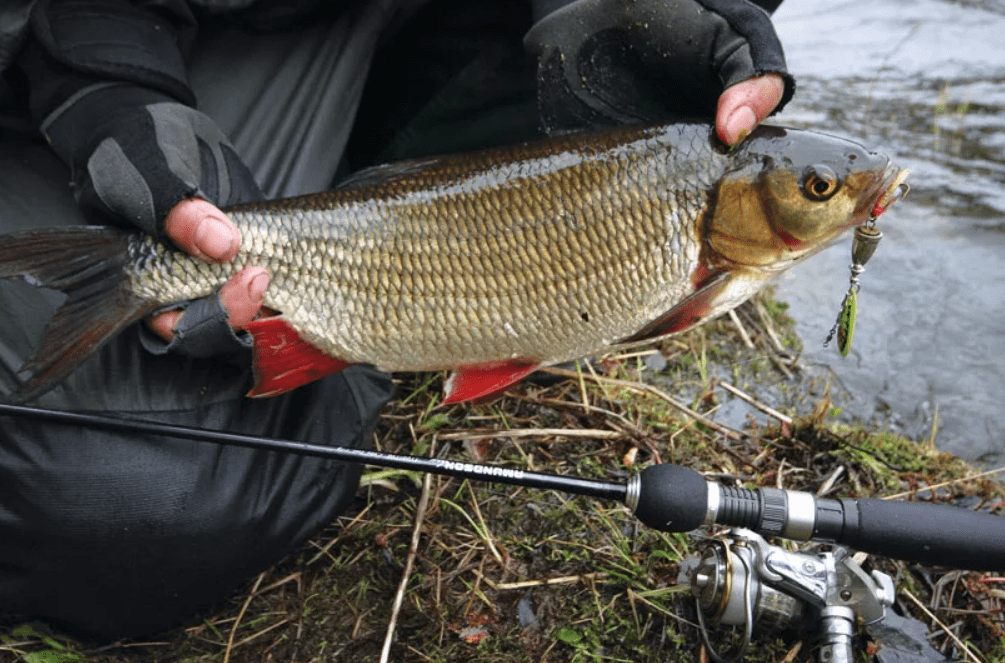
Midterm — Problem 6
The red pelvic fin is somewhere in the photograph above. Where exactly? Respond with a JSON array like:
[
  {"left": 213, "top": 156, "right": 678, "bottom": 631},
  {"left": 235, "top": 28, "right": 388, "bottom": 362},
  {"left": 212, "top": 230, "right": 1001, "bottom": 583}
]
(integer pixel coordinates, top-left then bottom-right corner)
[
  {"left": 244, "top": 317, "right": 353, "bottom": 398},
  {"left": 442, "top": 360, "right": 541, "bottom": 405},
  {"left": 619, "top": 271, "right": 732, "bottom": 344}
]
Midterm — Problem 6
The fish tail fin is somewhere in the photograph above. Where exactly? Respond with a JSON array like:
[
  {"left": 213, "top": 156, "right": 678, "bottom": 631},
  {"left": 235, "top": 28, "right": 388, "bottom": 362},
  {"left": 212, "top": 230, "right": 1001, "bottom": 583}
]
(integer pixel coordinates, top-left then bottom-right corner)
[{"left": 0, "top": 227, "right": 158, "bottom": 404}]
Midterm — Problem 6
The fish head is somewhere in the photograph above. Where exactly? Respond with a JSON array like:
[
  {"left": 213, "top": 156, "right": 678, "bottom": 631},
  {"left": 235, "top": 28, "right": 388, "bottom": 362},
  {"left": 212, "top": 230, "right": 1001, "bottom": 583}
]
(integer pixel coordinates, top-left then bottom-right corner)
[{"left": 705, "top": 126, "right": 907, "bottom": 270}]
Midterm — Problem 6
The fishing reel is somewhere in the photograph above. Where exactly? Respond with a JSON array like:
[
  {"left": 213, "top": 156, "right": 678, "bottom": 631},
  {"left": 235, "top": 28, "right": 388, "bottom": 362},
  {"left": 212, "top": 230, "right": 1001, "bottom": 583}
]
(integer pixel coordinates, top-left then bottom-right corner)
[{"left": 692, "top": 529, "right": 895, "bottom": 663}]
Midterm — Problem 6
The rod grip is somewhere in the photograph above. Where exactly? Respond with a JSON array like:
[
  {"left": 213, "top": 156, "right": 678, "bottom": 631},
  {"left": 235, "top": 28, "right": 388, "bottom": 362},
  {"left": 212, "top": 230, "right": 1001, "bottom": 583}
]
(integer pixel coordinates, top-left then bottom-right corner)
[
  {"left": 633, "top": 464, "right": 709, "bottom": 533},
  {"left": 837, "top": 497, "right": 1005, "bottom": 571},
  {"left": 627, "top": 464, "right": 1005, "bottom": 570}
]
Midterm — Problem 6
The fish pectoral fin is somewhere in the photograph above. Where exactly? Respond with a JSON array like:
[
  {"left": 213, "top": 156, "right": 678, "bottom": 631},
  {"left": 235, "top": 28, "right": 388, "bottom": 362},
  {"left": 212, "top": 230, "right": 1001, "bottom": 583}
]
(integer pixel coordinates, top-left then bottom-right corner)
[
  {"left": 619, "top": 271, "right": 733, "bottom": 344},
  {"left": 244, "top": 317, "right": 353, "bottom": 398},
  {"left": 442, "top": 360, "right": 541, "bottom": 406}
]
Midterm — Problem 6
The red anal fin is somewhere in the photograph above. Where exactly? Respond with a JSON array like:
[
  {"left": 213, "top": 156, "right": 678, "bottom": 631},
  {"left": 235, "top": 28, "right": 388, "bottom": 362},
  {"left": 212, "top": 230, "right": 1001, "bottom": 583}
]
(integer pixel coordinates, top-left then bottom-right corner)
[
  {"left": 442, "top": 360, "right": 541, "bottom": 405},
  {"left": 244, "top": 317, "right": 353, "bottom": 398},
  {"left": 619, "top": 271, "right": 732, "bottom": 344}
]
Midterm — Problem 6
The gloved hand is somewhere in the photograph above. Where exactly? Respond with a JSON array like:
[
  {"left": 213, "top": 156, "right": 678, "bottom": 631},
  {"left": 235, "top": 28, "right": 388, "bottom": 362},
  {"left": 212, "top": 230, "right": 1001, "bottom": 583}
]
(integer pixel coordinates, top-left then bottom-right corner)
[
  {"left": 525, "top": 0, "right": 795, "bottom": 144},
  {"left": 41, "top": 83, "right": 267, "bottom": 357},
  {"left": 42, "top": 83, "right": 262, "bottom": 237}
]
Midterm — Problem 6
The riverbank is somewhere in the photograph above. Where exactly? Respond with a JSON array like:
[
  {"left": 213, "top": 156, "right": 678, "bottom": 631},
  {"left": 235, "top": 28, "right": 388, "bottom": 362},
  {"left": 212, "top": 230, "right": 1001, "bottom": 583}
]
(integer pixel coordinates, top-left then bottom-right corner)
[{"left": 3, "top": 292, "right": 1002, "bottom": 663}]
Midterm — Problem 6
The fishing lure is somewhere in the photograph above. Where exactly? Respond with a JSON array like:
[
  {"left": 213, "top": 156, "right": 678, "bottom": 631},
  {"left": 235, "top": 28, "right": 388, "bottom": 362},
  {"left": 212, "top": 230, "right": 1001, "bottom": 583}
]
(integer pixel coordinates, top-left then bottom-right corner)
[
  {"left": 825, "top": 169, "right": 910, "bottom": 356},
  {"left": 825, "top": 223, "right": 881, "bottom": 355}
]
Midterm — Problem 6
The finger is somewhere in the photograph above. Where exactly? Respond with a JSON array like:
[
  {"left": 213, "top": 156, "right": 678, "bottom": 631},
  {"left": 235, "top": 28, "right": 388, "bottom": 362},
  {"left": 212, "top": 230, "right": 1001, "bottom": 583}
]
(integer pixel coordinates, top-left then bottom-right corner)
[
  {"left": 164, "top": 197, "right": 241, "bottom": 263},
  {"left": 144, "top": 266, "right": 269, "bottom": 342},
  {"left": 219, "top": 266, "right": 269, "bottom": 330},
  {"left": 716, "top": 73, "right": 786, "bottom": 147},
  {"left": 146, "top": 308, "right": 184, "bottom": 344}
]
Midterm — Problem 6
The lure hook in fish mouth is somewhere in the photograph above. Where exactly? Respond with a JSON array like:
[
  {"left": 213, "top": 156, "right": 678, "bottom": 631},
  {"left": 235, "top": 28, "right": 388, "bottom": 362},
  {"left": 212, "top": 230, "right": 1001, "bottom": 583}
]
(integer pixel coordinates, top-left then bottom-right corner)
[{"left": 870, "top": 167, "right": 911, "bottom": 219}]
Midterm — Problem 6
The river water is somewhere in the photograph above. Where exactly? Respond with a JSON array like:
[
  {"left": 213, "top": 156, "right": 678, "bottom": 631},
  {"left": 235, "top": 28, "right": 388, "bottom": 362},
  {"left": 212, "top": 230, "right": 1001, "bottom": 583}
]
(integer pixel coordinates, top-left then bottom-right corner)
[{"left": 763, "top": 0, "right": 1005, "bottom": 463}]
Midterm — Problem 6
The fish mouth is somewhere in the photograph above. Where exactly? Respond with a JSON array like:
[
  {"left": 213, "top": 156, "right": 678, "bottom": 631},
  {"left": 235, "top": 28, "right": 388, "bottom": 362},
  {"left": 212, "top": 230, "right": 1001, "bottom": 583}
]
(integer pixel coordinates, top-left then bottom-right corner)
[{"left": 870, "top": 164, "right": 911, "bottom": 219}]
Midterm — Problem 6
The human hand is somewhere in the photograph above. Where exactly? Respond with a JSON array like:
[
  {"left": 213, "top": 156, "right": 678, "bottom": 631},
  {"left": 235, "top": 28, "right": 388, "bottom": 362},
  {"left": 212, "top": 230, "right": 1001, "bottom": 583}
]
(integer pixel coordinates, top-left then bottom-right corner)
[
  {"left": 525, "top": 0, "right": 795, "bottom": 145},
  {"left": 716, "top": 73, "right": 787, "bottom": 147},
  {"left": 145, "top": 199, "right": 269, "bottom": 344},
  {"left": 40, "top": 84, "right": 268, "bottom": 356}
]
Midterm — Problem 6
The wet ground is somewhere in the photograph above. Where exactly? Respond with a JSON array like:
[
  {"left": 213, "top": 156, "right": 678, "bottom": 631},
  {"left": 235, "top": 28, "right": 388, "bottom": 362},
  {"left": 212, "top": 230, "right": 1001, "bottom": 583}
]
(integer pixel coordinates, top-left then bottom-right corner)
[{"left": 764, "top": 0, "right": 1005, "bottom": 464}]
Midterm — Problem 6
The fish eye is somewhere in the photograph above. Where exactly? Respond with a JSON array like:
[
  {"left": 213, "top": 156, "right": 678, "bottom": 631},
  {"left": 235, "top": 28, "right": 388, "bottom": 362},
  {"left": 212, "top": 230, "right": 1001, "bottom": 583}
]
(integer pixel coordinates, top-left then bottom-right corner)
[{"left": 802, "top": 165, "right": 841, "bottom": 201}]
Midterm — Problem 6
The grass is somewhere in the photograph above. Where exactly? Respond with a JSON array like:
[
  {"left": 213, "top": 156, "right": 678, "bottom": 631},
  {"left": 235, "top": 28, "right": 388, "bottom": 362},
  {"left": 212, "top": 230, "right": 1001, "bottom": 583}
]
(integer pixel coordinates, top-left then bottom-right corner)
[
  {"left": 2, "top": 292, "right": 1004, "bottom": 663},
  {"left": 933, "top": 82, "right": 972, "bottom": 155}
]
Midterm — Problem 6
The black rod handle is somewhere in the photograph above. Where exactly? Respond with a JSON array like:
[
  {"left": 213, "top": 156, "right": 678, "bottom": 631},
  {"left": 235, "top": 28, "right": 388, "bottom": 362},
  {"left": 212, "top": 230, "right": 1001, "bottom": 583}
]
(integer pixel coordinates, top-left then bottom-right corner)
[
  {"left": 831, "top": 497, "right": 1005, "bottom": 571},
  {"left": 631, "top": 464, "right": 1005, "bottom": 571}
]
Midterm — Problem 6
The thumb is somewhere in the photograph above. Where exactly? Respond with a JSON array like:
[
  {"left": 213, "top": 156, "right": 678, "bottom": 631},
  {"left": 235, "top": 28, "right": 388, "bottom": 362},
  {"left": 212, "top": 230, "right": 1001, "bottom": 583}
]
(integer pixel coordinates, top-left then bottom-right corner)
[
  {"left": 716, "top": 73, "right": 786, "bottom": 147},
  {"left": 164, "top": 198, "right": 241, "bottom": 263}
]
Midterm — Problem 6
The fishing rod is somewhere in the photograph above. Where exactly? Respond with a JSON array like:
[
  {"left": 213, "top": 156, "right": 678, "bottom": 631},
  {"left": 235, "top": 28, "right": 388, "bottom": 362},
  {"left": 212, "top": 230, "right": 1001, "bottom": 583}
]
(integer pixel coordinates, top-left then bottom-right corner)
[
  {"left": 2, "top": 403, "right": 1002, "bottom": 662},
  {"left": 2, "top": 403, "right": 1002, "bottom": 572}
]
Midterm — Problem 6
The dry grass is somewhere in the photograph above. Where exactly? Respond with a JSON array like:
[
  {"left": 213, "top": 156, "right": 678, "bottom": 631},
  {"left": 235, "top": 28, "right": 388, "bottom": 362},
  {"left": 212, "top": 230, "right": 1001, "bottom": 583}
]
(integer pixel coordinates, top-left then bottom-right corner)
[{"left": 3, "top": 294, "right": 1004, "bottom": 663}]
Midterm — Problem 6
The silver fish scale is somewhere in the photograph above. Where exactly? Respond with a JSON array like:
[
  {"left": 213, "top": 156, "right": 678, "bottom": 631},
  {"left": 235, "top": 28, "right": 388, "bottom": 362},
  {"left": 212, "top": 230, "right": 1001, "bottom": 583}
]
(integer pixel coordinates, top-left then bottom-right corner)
[{"left": 128, "top": 124, "right": 728, "bottom": 371}]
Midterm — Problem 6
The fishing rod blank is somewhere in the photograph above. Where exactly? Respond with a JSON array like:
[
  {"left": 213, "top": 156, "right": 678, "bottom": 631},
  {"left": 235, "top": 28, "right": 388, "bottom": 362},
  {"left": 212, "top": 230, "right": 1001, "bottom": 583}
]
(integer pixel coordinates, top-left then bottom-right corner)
[
  {"left": 3, "top": 404, "right": 1003, "bottom": 571},
  {"left": 0, "top": 403, "right": 626, "bottom": 502}
]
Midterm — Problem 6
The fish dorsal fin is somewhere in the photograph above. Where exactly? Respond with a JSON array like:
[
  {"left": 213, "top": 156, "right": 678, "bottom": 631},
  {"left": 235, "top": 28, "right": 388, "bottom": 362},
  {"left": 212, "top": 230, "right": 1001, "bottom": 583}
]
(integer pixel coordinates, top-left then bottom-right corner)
[
  {"left": 244, "top": 317, "right": 353, "bottom": 397},
  {"left": 618, "top": 271, "right": 733, "bottom": 345},
  {"left": 335, "top": 157, "right": 442, "bottom": 191},
  {"left": 442, "top": 360, "right": 541, "bottom": 405}
]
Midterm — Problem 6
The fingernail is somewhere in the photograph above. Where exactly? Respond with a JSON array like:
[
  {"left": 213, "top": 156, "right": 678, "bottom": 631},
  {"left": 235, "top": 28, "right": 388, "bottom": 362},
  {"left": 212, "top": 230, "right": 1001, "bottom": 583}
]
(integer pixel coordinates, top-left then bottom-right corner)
[
  {"left": 195, "top": 216, "right": 238, "bottom": 261},
  {"left": 248, "top": 271, "right": 269, "bottom": 302},
  {"left": 726, "top": 106, "right": 757, "bottom": 147}
]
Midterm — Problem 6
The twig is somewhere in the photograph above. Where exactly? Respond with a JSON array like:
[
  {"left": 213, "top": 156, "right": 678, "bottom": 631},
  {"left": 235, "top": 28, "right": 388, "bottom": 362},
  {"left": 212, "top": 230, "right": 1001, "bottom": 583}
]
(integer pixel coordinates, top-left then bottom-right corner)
[
  {"left": 380, "top": 469, "right": 433, "bottom": 663},
  {"left": 540, "top": 366, "right": 747, "bottom": 442},
  {"left": 754, "top": 299, "right": 786, "bottom": 354},
  {"left": 576, "top": 362, "right": 591, "bottom": 409},
  {"left": 817, "top": 464, "right": 845, "bottom": 497},
  {"left": 583, "top": 358, "right": 613, "bottom": 405},
  {"left": 258, "top": 571, "right": 300, "bottom": 595},
  {"left": 490, "top": 572, "right": 609, "bottom": 590},
  {"left": 901, "top": 588, "right": 984, "bottom": 663},
  {"left": 886, "top": 466, "right": 1005, "bottom": 501},
  {"left": 231, "top": 618, "right": 290, "bottom": 649},
  {"left": 750, "top": 300, "right": 796, "bottom": 379},
  {"left": 780, "top": 641, "right": 803, "bottom": 663},
  {"left": 468, "top": 481, "right": 505, "bottom": 565},
  {"left": 531, "top": 397, "right": 645, "bottom": 435},
  {"left": 728, "top": 309, "right": 755, "bottom": 349},
  {"left": 437, "top": 428, "right": 625, "bottom": 441},
  {"left": 526, "top": 395, "right": 659, "bottom": 460},
  {"left": 629, "top": 588, "right": 697, "bottom": 624},
  {"left": 223, "top": 571, "right": 265, "bottom": 663},
  {"left": 717, "top": 380, "right": 792, "bottom": 425}
]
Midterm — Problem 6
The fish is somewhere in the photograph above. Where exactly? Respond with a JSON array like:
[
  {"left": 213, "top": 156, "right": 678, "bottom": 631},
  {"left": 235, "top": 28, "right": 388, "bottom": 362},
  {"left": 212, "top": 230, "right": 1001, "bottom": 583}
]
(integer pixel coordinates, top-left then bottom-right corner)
[{"left": 0, "top": 122, "right": 906, "bottom": 406}]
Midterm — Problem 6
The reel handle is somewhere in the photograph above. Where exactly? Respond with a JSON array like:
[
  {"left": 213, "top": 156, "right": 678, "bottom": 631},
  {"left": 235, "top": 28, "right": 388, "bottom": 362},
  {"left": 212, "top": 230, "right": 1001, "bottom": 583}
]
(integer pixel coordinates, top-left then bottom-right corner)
[{"left": 630, "top": 464, "right": 1005, "bottom": 571}]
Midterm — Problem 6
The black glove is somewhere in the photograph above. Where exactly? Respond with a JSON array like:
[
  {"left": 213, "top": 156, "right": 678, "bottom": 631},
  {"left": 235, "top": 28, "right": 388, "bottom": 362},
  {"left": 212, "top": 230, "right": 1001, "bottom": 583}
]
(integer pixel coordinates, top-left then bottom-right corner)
[
  {"left": 525, "top": 0, "right": 795, "bottom": 135},
  {"left": 37, "top": 83, "right": 264, "bottom": 358},
  {"left": 41, "top": 83, "right": 263, "bottom": 237},
  {"left": 16, "top": 1, "right": 265, "bottom": 359}
]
